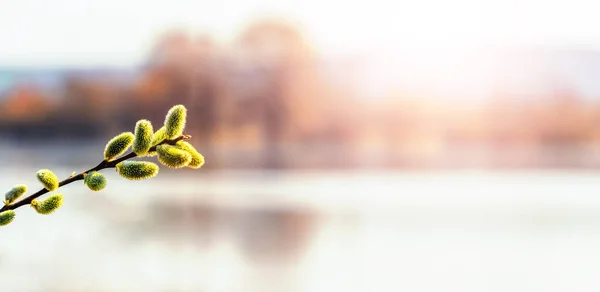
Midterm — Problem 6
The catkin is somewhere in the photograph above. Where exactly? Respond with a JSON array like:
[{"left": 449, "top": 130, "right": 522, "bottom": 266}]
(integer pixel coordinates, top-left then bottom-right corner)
[
  {"left": 157, "top": 145, "right": 192, "bottom": 168},
  {"left": 0, "top": 210, "right": 15, "bottom": 226},
  {"left": 84, "top": 171, "right": 107, "bottom": 191},
  {"left": 31, "top": 194, "right": 63, "bottom": 215},
  {"left": 4, "top": 184, "right": 27, "bottom": 205},
  {"left": 133, "top": 119, "right": 153, "bottom": 155},
  {"left": 164, "top": 105, "right": 187, "bottom": 139},
  {"left": 104, "top": 132, "right": 134, "bottom": 161},
  {"left": 36, "top": 169, "right": 59, "bottom": 191},
  {"left": 175, "top": 141, "right": 205, "bottom": 169},
  {"left": 116, "top": 161, "right": 159, "bottom": 181}
]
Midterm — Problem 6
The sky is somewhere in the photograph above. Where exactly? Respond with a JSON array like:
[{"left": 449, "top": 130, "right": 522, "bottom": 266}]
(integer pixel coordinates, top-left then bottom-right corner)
[{"left": 1, "top": 0, "right": 600, "bottom": 67}]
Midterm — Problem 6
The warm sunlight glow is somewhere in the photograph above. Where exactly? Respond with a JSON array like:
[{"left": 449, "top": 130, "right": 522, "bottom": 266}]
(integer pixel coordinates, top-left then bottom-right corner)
[{"left": 1, "top": 0, "right": 600, "bottom": 66}]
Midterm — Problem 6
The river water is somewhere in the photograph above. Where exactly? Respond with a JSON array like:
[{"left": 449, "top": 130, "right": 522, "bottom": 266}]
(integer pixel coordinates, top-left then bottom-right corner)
[{"left": 1, "top": 167, "right": 600, "bottom": 291}]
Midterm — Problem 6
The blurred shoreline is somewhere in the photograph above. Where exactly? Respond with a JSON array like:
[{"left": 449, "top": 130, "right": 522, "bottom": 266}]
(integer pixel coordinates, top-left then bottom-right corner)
[{"left": 3, "top": 139, "right": 600, "bottom": 170}]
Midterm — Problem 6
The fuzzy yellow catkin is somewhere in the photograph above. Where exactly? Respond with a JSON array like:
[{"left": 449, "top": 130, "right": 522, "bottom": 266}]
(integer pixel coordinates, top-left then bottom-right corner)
[
  {"left": 151, "top": 126, "right": 166, "bottom": 146},
  {"left": 147, "top": 126, "right": 166, "bottom": 156},
  {"left": 164, "top": 105, "right": 187, "bottom": 139},
  {"left": 31, "top": 194, "right": 63, "bottom": 215},
  {"left": 84, "top": 171, "right": 107, "bottom": 191},
  {"left": 116, "top": 161, "right": 159, "bottom": 180},
  {"left": 133, "top": 119, "right": 153, "bottom": 155},
  {"left": 4, "top": 184, "right": 27, "bottom": 205},
  {"left": 104, "top": 132, "right": 134, "bottom": 161},
  {"left": 36, "top": 169, "right": 59, "bottom": 191},
  {"left": 0, "top": 210, "right": 15, "bottom": 226},
  {"left": 175, "top": 141, "right": 205, "bottom": 169},
  {"left": 156, "top": 144, "right": 192, "bottom": 168}
]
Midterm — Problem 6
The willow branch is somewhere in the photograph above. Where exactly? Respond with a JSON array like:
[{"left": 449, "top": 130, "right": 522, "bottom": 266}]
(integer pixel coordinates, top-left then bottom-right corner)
[{"left": 0, "top": 135, "right": 189, "bottom": 212}]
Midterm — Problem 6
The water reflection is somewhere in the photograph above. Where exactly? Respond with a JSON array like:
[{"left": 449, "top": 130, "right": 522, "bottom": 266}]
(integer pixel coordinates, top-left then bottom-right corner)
[
  {"left": 2, "top": 169, "right": 600, "bottom": 291},
  {"left": 114, "top": 198, "right": 321, "bottom": 261}
]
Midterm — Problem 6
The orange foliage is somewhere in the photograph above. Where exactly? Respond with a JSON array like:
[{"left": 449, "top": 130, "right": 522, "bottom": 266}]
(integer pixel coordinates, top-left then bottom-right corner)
[
  {"left": 3, "top": 86, "right": 51, "bottom": 122},
  {"left": 133, "top": 69, "right": 171, "bottom": 100}
]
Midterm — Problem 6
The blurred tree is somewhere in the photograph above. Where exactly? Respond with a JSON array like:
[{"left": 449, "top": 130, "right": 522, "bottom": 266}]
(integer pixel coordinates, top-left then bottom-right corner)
[
  {"left": 235, "top": 18, "right": 318, "bottom": 168},
  {"left": 148, "top": 30, "right": 194, "bottom": 71},
  {"left": 129, "top": 30, "right": 197, "bottom": 129},
  {"left": 3, "top": 86, "right": 50, "bottom": 122},
  {"left": 187, "top": 35, "right": 221, "bottom": 165},
  {"left": 52, "top": 78, "right": 116, "bottom": 139},
  {"left": 130, "top": 31, "right": 223, "bottom": 168},
  {"left": 0, "top": 85, "right": 54, "bottom": 140}
]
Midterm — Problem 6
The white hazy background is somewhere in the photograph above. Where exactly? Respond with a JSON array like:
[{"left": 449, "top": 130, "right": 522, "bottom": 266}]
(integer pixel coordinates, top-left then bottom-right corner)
[{"left": 1, "top": 0, "right": 600, "bottom": 66}]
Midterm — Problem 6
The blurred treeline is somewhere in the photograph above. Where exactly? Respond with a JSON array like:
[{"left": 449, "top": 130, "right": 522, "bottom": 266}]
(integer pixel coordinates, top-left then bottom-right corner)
[
  {"left": 0, "top": 19, "right": 350, "bottom": 169},
  {"left": 3, "top": 18, "right": 600, "bottom": 169}
]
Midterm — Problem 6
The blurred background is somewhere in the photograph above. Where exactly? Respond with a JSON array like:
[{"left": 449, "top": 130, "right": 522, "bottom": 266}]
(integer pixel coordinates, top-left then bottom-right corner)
[{"left": 3, "top": 0, "right": 600, "bottom": 291}]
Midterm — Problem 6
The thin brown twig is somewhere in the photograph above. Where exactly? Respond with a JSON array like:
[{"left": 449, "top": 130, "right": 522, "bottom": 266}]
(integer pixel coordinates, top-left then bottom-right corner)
[{"left": 0, "top": 135, "right": 189, "bottom": 212}]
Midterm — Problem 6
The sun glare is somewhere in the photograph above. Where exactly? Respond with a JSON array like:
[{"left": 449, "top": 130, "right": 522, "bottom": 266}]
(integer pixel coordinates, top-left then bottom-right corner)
[{"left": 3, "top": 0, "right": 600, "bottom": 66}]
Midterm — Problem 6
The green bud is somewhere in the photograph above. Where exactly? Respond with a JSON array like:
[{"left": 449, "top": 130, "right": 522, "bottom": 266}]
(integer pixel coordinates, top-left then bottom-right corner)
[
  {"left": 151, "top": 126, "right": 167, "bottom": 146},
  {"left": 84, "top": 171, "right": 106, "bottom": 191},
  {"left": 104, "top": 132, "right": 134, "bottom": 161},
  {"left": 36, "top": 169, "right": 59, "bottom": 191},
  {"left": 133, "top": 119, "right": 154, "bottom": 155},
  {"left": 157, "top": 144, "right": 192, "bottom": 168},
  {"left": 164, "top": 104, "right": 187, "bottom": 139},
  {"left": 31, "top": 194, "right": 63, "bottom": 215},
  {"left": 175, "top": 141, "right": 205, "bottom": 169},
  {"left": 4, "top": 184, "right": 27, "bottom": 205},
  {"left": 0, "top": 210, "right": 16, "bottom": 226},
  {"left": 116, "top": 161, "right": 159, "bottom": 181},
  {"left": 147, "top": 126, "right": 166, "bottom": 156}
]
